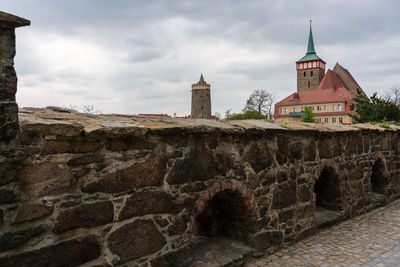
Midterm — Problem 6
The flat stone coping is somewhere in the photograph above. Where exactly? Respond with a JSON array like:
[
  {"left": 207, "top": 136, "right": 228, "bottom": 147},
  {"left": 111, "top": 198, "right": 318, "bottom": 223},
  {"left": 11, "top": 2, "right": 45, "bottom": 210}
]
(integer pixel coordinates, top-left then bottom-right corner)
[
  {"left": 17, "top": 106, "right": 399, "bottom": 137},
  {"left": 0, "top": 11, "right": 30, "bottom": 28}
]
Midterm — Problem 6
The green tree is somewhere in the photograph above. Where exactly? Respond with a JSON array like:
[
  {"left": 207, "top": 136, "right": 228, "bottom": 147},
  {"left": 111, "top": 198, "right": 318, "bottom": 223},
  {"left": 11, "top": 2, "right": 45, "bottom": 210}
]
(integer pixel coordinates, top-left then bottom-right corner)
[
  {"left": 225, "top": 110, "right": 265, "bottom": 120},
  {"left": 350, "top": 89, "right": 400, "bottom": 123},
  {"left": 243, "top": 89, "right": 275, "bottom": 119},
  {"left": 300, "top": 106, "right": 316, "bottom": 123}
]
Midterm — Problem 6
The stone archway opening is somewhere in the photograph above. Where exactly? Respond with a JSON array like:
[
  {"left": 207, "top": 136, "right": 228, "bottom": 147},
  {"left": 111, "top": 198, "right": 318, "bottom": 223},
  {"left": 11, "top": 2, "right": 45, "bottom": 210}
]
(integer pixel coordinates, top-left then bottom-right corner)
[
  {"left": 195, "top": 190, "right": 253, "bottom": 243},
  {"left": 314, "top": 166, "right": 343, "bottom": 227},
  {"left": 371, "top": 158, "right": 389, "bottom": 194}
]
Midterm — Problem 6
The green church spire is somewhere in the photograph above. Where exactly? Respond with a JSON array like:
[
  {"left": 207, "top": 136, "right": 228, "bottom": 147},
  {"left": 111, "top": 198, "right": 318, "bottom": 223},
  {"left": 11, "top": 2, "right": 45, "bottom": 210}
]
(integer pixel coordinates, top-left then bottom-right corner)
[
  {"left": 307, "top": 20, "right": 315, "bottom": 54},
  {"left": 296, "top": 20, "right": 322, "bottom": 63}
]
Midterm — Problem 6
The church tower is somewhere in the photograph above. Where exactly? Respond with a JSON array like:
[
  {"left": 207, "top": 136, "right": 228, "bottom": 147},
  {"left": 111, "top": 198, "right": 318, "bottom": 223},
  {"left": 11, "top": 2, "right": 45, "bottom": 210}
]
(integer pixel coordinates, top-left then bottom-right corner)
[
  {"left": 191, "top": 74, "right": 211, "bottom": 119},
  {"left": 296, "top": 21, "right": 326, "bottom": 92}
]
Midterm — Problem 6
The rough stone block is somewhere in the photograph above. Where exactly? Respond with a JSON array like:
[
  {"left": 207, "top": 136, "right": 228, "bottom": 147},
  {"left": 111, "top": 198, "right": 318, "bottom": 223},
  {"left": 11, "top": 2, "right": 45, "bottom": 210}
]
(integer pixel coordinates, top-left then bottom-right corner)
[
  {"left": 105, "top": 135, "right": 157, "bottom": 151},
  {"left": 0, "top": 160, "right": 21, "bottom": 185},
  {"left": 243, "top": 142, "right": 274, "bottom": 173},
  {"left": 119, "top": 191, "right": 182, "bottom": 220},
  {"left": 67, "top": 153, "right": 104, "bottom": 166},
  {"left": 82, "top": 154, "right": 167, "bottom": 193},
  {"left": 297, "top": 184, "right": 312, "bottom": 202},
  {"left": 20, "top": 162, "right": 74, "bottom": 197},
  {"left": 0, "top": 224, "right": 47, "bottom": 252},
  {"left": 54, "top": 201, "right": 114, "bottom": 233},
  {"left": 0, "top": 235, "right": 100, "bottom": 267},
  {"left": 0, "top": 188, "right": 18, "bottom": 204},
  {"left": 14, "top": 203, "right": 53, "bottom": 224},
  {"left": 0, "top": 102, "right": 18, "bottom": 140},
  {"left": 289, "top": 141, "right": 303, "bottom": 162},
  {"left": 272, "top": 182, "right": 297, "bottom": 209},
  {"left": 107, "top": 220, "right": 166, "bottom": 263},
  {"left": 42, "top": 140, "right": 103, "bottom": 154},
  {"left": 250, "top": 230, "right": 283, "bottom": 252},
  {"left": 276, "top": 136, "right": 288, "bottom": 164},
  {"left": 0, "top": 65, "right": 17, "bottom": 101},
  {"left": 318, "top": 138, "right": 331, "bottom": 159},
  {"left": 304, "top": 140, "right": 316, "bottom": 161}
]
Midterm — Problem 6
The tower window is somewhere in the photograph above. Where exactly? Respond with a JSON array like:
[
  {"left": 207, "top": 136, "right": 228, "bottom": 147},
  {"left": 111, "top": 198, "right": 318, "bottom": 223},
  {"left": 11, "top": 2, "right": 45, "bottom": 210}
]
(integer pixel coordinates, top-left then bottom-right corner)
[
  {"left": 304, "top": 72, "right": 306, "bottom": 77},
  {"left": 311, "top": 71, "right": 313, "bottom": 77},
  {"left": 308, "top": 81, "right": 310, "bottom": 87}
]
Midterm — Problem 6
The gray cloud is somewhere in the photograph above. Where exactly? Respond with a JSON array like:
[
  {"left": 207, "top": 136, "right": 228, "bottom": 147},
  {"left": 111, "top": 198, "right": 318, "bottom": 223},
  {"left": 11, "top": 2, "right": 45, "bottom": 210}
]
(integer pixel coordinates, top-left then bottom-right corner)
[{"left": 3, "top": 0, "right": 400, "bottom": 115}]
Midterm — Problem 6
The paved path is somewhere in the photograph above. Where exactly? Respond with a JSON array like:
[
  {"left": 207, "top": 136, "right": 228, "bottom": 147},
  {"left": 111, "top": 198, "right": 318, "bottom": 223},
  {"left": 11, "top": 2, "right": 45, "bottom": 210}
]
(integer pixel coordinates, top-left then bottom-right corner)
[{"left": 246, "top": 199, "right": 400, "bottom": 267}]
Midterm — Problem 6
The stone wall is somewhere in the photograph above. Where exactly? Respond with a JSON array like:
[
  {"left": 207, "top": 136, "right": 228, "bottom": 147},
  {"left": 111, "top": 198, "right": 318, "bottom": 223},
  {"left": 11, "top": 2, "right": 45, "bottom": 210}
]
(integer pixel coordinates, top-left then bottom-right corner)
[
  {"left": 297, "top": 67, "right": 324, "bottom": 92},
  {"left": 0, "top": 110, "right": 399, "bottom": 266},
  {"left": 0, "top": 11, "right": 29, "bottom": 141}
]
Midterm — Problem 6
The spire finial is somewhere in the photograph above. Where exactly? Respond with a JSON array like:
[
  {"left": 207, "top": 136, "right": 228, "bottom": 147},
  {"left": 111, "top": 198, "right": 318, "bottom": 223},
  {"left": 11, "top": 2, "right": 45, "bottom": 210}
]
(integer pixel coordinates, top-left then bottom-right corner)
[
  {"left": 306, "top": 20, "right": 315, "bottom": 54},
  {"left": 198, "top": 73, "right": 205, "bottom": 84}
]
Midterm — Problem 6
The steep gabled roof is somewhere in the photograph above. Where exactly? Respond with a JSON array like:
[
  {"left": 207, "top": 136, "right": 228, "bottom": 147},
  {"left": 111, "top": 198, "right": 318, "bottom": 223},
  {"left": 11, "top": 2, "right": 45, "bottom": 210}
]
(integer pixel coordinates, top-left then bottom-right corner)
[
  {"left": 332, "top": 63, "right": 365, "bottom": 96},
  {"left": 315, "top": 69, "right": 346, "bottom": 91}
]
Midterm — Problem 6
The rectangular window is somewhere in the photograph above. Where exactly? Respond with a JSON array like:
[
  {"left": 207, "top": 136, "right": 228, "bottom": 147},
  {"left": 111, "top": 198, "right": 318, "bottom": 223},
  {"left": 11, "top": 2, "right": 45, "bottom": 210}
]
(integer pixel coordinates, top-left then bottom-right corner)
[
  {"left": 324, "top": 105, "right": 329, "bottom": 111},
  {"left": 301, "top": 107, "right": 305, "bottom": 111},
  {"left": 317, "top": 106, "right": 321, "bottom": 111},
  {"left": 317, "top": 118, "right": 321, "bottom": 122},
  {"left": 338, "top": 104, "right": 343, "bottom": 110},
  {"left": 332, "top": 117, "right": 337, "bottom": 123},
  {"left": 339, "top": 117, "right": 343, "bottom": 123},
  {"left": 311, "top": 106, "right": 314, "bottom": 111},
  {"left": 333, "top": 104, "right": 338, "bottom": 111},
  {"left": 285, "top": 108, "right": 288, "bottom": 113},
  {"left": 294, "top": 107, "right": 298, "bottom": 112},
  {"left": 280, "top": 108, "right": 283, "bottom": 113},
  {"left": 324, "top": 118, "right": 328, "bottom": 123}
]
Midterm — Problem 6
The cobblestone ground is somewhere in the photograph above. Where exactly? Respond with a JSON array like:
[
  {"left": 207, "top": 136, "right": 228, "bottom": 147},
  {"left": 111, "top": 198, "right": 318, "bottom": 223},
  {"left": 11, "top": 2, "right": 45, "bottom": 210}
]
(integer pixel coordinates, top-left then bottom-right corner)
[{"left": 246, "top": 199, "right": 400, "bottom": 267}]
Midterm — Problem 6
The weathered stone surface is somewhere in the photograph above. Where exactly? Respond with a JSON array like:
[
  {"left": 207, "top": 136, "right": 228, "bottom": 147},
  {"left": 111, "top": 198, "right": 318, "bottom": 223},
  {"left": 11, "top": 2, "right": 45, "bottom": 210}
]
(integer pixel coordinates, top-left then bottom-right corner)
[
  {"left": 82, "top": 154, "right": 167, "bottom": 193},
  {"left": 0, "top": 224, "right": 47, "bottom": 252},
  {"left": 167, "top": 138, "right": 222, "bottom": 184},
  {"left": 105, "top": 135, "right": 157, "bottom": 151},
  {"left": 0, "top": 188, "right": 18, "bottom": 204},
  {"left": 167, "top": 217, "right": 187, "bottom": 236},
  {"left": 304, "top": 140, "right": 316, "bottom": 161},
  {"left": 0, "top": 209, "right": 3, "bottom": 226},
  {"left": 276, "top": 136, "right": 289, "bottom": 164},
  {"left": 0, "top": 160, "right": 22, "bottom": 185},
  {"left": 289, "top": 141, "right": 303, "bottom": 162},
  {"left": 250, "top": 231, "right": 283, "bottom": 251},
  {"left": 298, "top": 184, "right": 311, "bottom": 202},
  {"left": 0, "top": 65, "right": 17, "bottom": 101},
  {"left": 318, "top": 138, "right": 331, "bottom": 159},
  {"left": 119, "top": 191, "right": 182, "bottom": 220},
  {"left": 14, "top": 203, "right": 53, "bottom": 224},
  {"left": 296, "top": 203, "right": 315, "bottom": 220},
  {"left": 0, "top": 102, "right": 19, "bottom": 140},
  {"left": 20, "top": 162, "right": 74, "bottom": 197},
  {"left": 272, "top": 182, "right": 297, "bottom": 209},
  {"left": 0, "top": 235, "right": 100, "bottom": 267},
  {"left": 279, "top": 209, "right": 294, "bottom": 223},
  {"left": 42, "top": 140, "right": 103, "bottom": 154},
  {"left": 0, "top": 11, "right": 30, "bottom": 28},
  {"left": 54, "top": 201, "right": 114, "bottom": 233},
  {"left": 107, "top": 220, "right": 166, "bottom": 263},
  {"left": 67, "top": 153, "right": 104, "bottom": 166},
  {"left": 243, "top": 142, "right": 274, "bottom": 173}
]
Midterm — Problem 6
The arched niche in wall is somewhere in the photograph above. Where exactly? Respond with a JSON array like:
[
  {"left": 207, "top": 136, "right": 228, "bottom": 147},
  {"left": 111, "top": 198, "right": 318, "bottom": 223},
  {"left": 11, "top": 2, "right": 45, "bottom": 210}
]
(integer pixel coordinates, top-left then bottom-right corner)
[
  {"left": 314, "top": 164, "right": 343, "bottom": 211},
  {"left": 191, "top": 179, "right": 260, "bottom": 244},
  {"left": 371, "top": 156, "right": 389, "bottom": 195}
]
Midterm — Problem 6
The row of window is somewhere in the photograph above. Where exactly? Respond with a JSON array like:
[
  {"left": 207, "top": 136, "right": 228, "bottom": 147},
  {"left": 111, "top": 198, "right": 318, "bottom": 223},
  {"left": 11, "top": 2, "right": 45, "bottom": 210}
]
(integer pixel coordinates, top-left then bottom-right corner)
[
  {"left": 317, "top": 117, "right": 344, "bottom": 124},
  {"left": 296, "top": 61, "right": 325, "bottom": 70},
  {"left": 280, "top": 104, "right": 343, "bottom": 114}
]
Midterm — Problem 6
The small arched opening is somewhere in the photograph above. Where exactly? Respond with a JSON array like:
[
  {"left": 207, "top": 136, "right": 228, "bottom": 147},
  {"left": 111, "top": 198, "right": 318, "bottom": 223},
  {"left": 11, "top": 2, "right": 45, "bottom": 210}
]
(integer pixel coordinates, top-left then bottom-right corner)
[
  {"left": 314, "top": 165, "right": 342, "bottom": 211},
  {"left": 196, "top": 190, "right": 254, "bottom": 243},
  {"left": 371, "top": 158, "right": 389, "bottom": 194}
]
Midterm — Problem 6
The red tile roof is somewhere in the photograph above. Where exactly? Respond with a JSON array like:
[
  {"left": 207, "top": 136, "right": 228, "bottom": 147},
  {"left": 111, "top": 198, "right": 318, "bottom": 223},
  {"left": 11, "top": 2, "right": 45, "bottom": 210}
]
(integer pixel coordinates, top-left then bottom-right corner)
[{"left": 275, "top": 69, "right": 356, "bottom": 118}]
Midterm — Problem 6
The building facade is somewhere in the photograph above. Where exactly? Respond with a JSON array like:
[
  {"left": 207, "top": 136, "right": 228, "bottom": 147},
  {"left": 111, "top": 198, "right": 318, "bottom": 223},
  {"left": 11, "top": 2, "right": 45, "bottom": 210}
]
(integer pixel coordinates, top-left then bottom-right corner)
[
  {"left": 191, "top": 74, "right": 212, "bottom": 119},
  {"left": 274, "top": 22, "right": 365, "bottom": 124}
]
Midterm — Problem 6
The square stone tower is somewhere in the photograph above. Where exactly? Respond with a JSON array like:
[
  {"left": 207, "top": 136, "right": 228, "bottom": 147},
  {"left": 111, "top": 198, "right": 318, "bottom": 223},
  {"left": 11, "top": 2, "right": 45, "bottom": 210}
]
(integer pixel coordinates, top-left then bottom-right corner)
[
  {"left": 296, "top": 22, "right": 325, "bottom": 92},
  {"left": 191, "top": 74, "right": 211, "bottom": 119},
  {"left": 0, "top": 11, "right": 30, "bottom": 140}
]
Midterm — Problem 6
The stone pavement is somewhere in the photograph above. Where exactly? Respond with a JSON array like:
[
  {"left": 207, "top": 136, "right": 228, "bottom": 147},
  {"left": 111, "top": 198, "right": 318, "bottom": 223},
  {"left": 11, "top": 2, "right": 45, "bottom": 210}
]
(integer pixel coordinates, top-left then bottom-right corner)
[{"left": 246, "top": 199, "right": 400, "bottom": 267}]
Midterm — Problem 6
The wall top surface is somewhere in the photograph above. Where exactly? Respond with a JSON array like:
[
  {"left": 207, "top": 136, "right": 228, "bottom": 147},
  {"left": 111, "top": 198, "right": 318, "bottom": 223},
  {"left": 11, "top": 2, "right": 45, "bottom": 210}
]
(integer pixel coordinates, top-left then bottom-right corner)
[
  {"left": 17, "top": 107, "right": 398, "bottom": 138},
  {"left": 0, "top": 11, "right": 30, "bottom": 28}
]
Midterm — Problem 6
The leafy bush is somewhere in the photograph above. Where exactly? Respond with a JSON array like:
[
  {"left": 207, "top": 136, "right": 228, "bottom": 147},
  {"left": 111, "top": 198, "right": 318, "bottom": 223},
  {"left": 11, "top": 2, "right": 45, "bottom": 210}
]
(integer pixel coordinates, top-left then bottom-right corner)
[
  {"left": 300, "top": 106, "right": 316, "bottom": 123},
  {"left": 226, "top": 110, "right": 265, "bottom": 120}
]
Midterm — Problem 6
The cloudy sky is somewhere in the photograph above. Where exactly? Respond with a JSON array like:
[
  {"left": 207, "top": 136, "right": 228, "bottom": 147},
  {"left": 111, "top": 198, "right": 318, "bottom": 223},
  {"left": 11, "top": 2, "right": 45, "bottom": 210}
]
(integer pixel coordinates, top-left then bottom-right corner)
[{"left": 3, "top": 0, "right": 400, "bottom": 116}]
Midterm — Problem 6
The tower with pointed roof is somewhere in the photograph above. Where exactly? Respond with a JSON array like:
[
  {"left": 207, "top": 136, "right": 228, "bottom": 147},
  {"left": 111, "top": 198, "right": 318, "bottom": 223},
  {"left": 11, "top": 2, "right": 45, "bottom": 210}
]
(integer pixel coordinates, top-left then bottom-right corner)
[
  {"left": 296, "top": 21, "right": 326, "bottom": 92},
  {"left": 191, "top": 74, "right": 211, "bottom": 119}
]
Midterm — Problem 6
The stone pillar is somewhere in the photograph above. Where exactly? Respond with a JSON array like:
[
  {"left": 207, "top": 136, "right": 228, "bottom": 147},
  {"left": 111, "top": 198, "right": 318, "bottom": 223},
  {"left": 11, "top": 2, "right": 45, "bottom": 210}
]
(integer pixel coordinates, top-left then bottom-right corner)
[{"left": 0, "top": 11, "right": 30, "bottom": 141}]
